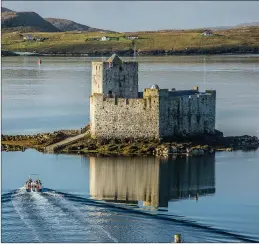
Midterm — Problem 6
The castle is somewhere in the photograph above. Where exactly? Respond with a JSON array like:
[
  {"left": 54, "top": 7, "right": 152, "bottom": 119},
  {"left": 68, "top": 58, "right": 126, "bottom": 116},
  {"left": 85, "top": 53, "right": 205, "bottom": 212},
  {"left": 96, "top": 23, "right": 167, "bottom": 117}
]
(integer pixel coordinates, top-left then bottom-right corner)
[{"left": 90, "top": 54, "right": 216, "bottom": 139}]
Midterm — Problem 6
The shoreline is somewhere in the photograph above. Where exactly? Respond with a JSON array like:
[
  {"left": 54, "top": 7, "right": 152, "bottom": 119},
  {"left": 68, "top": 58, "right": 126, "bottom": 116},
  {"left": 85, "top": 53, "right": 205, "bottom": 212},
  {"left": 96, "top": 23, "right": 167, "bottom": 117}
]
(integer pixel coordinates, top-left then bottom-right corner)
[
  {"left": 2, "top": 52, "right": 259, "bottom": 58},
  {"left": 2, "top": 47, "right": 259, "bottom": 57},
  {"left": 2, "top": 128, "right": 259, "bottom": 157}
]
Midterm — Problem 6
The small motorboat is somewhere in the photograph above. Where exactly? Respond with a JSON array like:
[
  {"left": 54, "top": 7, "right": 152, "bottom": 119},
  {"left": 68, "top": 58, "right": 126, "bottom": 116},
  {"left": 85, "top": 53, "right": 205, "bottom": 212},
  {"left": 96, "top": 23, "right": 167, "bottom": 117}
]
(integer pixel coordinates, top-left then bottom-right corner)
[{"left": 25, "top": 174, "right": 43, "bottom": 192}]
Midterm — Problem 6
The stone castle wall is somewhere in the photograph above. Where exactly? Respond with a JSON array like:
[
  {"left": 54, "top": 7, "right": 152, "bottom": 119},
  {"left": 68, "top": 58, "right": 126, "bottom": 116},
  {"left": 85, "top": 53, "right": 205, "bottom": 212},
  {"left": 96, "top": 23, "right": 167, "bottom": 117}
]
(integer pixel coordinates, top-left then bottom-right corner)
[
  {"left": 90, "top": 90, "right": 215, "bottom": 139},
  {"left": 159, "top": 90, "right": 216, "bottom": 138},
  {"left": 90, "top": 93, "right": 160, "bottom": 139},
  {"left": 92, "top": 61, "right": 138, "bottom": 98}
]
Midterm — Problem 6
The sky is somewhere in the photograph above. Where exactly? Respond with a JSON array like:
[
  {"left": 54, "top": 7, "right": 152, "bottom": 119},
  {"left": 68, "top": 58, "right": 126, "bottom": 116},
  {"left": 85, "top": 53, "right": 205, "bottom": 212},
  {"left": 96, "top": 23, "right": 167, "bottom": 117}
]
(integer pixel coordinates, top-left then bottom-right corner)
[{"left": 2, "top": 1, "right": 259, "bottom": 32}]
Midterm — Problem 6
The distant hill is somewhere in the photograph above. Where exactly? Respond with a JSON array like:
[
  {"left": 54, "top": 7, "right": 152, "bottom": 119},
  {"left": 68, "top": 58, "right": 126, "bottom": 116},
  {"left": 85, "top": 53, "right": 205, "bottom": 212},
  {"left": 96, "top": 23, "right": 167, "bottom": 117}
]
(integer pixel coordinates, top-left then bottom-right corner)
[
  {"left": 1, "top": 8, "right": 60, "bottom": 32},
  {"left": 235, "top": 22, "right": 259, "bottom": 28},
  {"left": 151, "top": 22, "right": 259, "bottom": 33},
  {"left": 1, "top": 7, "right": 112, "bottom": 33},
  {"left": 1, "top": 7, "right": 14, "bottom": 12},
  {"left": 45, "top": 18, "right": 109, "bottom": 32},
  {"left": 207, "top": 22, "right": 259, "bottom": 31}
]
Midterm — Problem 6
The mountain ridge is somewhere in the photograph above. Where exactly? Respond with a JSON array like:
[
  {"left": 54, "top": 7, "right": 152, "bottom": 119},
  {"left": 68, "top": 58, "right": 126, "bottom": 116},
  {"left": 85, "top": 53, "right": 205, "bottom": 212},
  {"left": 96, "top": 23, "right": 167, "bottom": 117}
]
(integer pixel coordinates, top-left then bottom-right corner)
[
  {"left": 45, "top": 17, "right": 112, "bottom": 32},
  {"left": 1, "top": 7, "right": 112, "bottom": 33},
  {"left": 1, "top": 9, "right": 60, "bottom": 32}
]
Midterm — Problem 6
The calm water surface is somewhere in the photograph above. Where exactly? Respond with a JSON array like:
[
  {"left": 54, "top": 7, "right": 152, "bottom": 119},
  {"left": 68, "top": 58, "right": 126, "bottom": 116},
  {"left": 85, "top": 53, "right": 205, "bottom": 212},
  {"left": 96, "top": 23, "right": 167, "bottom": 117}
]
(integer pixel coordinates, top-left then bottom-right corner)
[{"left": 1, "top": 55, "right": 259, "bottom": 242}]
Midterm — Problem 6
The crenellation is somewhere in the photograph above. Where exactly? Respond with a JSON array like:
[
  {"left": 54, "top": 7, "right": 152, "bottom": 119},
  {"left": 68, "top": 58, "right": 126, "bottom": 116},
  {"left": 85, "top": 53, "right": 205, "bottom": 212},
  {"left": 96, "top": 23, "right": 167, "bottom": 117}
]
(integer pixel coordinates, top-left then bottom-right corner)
[{"left": 90, "top": 54, "right": 216, "bottom": 139}]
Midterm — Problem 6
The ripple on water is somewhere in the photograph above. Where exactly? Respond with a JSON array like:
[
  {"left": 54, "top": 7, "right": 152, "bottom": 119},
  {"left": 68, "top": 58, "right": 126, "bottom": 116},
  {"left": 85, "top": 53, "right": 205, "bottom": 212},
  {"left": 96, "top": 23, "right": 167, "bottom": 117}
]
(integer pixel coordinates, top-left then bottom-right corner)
[{"left": 2, "top": 189, "right": 256, "bottom": 243}]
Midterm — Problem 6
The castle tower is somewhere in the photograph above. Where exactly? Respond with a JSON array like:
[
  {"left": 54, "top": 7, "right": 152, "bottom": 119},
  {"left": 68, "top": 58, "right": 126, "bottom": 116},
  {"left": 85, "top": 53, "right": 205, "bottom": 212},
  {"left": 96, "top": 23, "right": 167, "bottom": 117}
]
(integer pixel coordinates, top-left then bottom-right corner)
[{"left": 91, "top": 54, "right": 138, "bottom": 98}]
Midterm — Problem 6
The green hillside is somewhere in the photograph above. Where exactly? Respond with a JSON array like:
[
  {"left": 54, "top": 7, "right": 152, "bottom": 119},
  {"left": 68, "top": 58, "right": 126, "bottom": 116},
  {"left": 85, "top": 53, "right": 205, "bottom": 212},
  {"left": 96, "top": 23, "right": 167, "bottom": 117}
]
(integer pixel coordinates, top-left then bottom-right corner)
[{"left": 2, "top": 26, "right": 259, "bottom": 55}]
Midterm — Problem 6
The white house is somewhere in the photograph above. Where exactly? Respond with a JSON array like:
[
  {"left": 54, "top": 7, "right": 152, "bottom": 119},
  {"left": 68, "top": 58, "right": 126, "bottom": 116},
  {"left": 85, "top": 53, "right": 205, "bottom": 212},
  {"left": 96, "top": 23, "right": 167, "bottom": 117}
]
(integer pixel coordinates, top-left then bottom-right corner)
[
  {"left": 101, "top": 36, "right": 110, "bottom": 41},
  {"left": 201, "top": 30, "right": 214, "bottom": 36},
  {"left": 23, "top": 35, "right": 34, "bottom": 40}
]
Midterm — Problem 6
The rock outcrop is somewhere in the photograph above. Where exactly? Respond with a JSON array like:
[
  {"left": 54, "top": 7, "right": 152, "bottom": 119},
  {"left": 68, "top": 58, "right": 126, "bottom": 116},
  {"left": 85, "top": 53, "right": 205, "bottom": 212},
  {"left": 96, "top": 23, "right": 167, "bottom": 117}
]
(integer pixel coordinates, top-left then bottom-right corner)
[{"left": 2, "top": 127, "right": 259, "bottom": 157}]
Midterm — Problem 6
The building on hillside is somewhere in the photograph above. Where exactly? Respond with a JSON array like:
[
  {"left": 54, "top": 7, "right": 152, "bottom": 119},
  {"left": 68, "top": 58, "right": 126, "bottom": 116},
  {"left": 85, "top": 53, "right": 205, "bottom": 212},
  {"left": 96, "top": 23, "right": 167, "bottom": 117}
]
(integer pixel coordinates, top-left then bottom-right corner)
[
  {"left": 90, "top": 54, "right": 216, "bottom": 139},
  {"left": 201, "top": 30, "right": 214, "bottom": 36},
  {"left": 23, "top": 35, "right": 34, "bottom": 41},
  {"left": 101, "top": 36, "right": 110, "bottom": 41}
]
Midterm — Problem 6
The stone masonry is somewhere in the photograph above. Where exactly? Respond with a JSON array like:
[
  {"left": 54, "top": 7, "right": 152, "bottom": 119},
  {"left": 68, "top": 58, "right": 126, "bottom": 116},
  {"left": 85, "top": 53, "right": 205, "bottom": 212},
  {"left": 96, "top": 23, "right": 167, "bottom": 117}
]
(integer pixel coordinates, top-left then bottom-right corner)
[{"left": 90, "top": 54, "right": 216, "bottom": 139}]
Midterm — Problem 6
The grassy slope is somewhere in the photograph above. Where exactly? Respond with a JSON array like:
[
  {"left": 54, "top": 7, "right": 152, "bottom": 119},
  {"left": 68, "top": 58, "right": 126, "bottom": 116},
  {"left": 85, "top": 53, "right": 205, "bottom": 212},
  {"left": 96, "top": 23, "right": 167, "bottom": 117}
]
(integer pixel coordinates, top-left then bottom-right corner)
[{"left": 2, "top": 26, "right": 259, "bottom": 54}]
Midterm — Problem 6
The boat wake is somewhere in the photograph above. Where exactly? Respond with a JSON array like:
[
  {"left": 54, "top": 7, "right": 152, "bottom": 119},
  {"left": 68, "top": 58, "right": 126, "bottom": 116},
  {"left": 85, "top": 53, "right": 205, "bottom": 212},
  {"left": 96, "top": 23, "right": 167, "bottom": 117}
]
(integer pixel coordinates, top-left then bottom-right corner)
[
  {"left": 1, "top": 188, "right": 258, "bottom": 243},
  {"left": 3, "top": 188, "right": 117, "bottom": 243}
]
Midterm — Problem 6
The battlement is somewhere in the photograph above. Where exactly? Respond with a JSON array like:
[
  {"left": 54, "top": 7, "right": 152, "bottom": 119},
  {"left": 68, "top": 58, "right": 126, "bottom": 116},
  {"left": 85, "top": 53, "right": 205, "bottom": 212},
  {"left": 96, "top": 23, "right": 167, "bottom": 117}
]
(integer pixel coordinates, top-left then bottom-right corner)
[
  {"left": 144, "top": 86, "right": 216, "bottom": 98},
  {"left": 91, "top": 93, "right": 159, "bottom": 110}
]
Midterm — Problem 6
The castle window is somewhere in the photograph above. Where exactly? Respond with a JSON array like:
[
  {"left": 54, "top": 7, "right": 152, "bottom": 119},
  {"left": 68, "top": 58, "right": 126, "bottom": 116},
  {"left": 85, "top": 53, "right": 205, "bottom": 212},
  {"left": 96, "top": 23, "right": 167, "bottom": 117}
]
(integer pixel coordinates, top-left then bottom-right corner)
[
  {"left": 96, "top": 66, "right": 97, "bottom": 70},
  {"left": 119, "top": 66, "right": 123, "bottom": 72}
]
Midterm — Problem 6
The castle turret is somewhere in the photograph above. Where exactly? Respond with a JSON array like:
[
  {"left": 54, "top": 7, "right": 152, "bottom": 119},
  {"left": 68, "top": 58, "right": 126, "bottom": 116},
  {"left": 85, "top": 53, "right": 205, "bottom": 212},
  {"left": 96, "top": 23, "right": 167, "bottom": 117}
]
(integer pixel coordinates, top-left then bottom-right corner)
[{"left": 91, "top": 54, "right": 138, "bottom": 98}]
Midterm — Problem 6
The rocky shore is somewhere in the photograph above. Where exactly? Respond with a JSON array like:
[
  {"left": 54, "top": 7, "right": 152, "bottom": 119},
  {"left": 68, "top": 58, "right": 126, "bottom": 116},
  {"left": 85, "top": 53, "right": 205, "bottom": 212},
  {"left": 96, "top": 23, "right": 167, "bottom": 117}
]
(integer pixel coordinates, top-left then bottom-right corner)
[
  {"left": 1, "top": 129, "right": 80, "bottom": 152},
  {"left": 1, "top": 127, "right": 259, "bottom": 157}
]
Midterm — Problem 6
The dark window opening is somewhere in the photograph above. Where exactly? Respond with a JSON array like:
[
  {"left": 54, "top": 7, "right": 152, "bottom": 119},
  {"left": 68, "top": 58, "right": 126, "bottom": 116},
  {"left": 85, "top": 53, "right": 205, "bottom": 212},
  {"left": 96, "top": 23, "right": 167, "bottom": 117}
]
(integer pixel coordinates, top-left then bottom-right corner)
[
  {"left": 119, "top": 66, "right": 123, "bottom": 72},
  {"left": 108, "top": 90, "right": 113, "bottom": 98}
]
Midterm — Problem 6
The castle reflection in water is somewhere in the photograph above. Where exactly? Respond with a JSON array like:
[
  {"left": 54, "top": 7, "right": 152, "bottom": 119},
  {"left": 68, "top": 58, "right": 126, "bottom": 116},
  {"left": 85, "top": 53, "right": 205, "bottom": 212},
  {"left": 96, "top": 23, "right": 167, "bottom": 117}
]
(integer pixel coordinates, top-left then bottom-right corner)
[{"left": 89, "top": 155, "right": 215, "bottom": 208}]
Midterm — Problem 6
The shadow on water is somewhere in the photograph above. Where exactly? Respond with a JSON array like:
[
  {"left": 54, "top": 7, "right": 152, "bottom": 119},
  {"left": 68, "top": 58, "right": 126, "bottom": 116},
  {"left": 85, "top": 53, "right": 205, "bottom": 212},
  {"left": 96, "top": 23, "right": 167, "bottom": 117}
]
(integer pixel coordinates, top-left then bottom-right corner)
[{"left": 2, "top": 154, "right": 258, "bottom": 242}]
